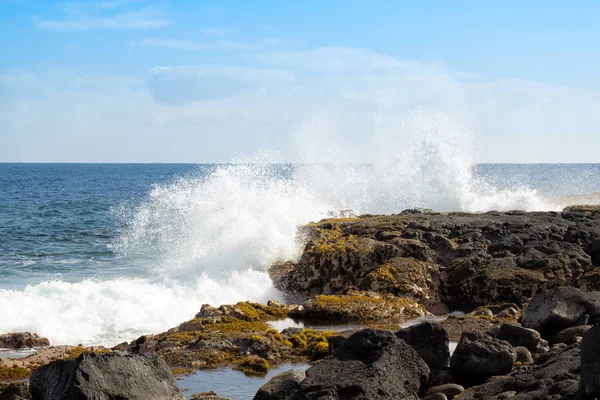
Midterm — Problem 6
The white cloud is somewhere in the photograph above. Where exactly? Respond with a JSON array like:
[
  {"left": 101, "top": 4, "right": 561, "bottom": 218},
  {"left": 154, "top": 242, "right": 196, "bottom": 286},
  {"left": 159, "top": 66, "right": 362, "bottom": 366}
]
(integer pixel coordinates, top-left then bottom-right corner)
[
  {"left": 34, "top": 4, "right": 172, "bottom": 31},
  {"left": 129, "top": 37, "right": 286, "bottom": 51},
  {"left": 149, "top": 65, "right": 295, "bottom": 102},
  {"left": 2, "top": 47, "right": 599, "bottom": 163},
  {"left": 248, "top": 47, "right": 434, "bottom": 73}
]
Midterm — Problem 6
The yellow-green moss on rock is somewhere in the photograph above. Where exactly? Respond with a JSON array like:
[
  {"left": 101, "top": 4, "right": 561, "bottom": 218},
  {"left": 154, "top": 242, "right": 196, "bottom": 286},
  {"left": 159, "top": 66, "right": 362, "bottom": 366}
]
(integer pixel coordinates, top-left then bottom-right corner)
[
  {"left": 235, "top": 355, "right": 270, "bottom": 375},
  {"left": 358, "top": 257, "right": 438, "bottom": 299},
  {"left": 290, "top": 291, "right": 428, "bottom": 321}
]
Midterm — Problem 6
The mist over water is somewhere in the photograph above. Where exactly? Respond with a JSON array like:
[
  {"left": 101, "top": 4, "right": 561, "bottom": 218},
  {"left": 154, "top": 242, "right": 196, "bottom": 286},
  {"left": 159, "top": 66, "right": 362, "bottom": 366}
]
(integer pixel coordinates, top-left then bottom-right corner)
[{"left": 1, "top": 105, "right": 599, "bottom": 346}]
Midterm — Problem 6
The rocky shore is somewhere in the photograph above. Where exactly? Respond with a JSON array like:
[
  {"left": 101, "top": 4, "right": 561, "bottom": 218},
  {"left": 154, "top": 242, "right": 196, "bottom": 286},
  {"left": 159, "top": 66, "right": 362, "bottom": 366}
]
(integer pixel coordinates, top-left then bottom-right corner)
[{"left": 2, "top": 206, "right": 600, "bottom": 399}]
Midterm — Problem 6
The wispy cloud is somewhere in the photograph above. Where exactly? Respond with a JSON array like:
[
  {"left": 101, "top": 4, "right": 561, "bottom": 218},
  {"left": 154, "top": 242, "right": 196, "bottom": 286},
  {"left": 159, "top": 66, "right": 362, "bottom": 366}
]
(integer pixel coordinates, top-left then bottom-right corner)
[
  {"left": 200, "top": 27, "right": 228, "bottom": 37},
  {"left": 129, "top": 37, "right": 286, "bottom": 51},
  {"left": 34, "top": 3, "right": 172, "bottom": 31}
]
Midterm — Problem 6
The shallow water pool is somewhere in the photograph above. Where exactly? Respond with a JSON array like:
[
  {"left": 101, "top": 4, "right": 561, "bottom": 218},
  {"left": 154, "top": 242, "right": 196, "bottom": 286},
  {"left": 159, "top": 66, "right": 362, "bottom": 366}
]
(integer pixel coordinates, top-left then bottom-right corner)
[{"left": 176, "top": 363, "right": 310, "bottom": 400}]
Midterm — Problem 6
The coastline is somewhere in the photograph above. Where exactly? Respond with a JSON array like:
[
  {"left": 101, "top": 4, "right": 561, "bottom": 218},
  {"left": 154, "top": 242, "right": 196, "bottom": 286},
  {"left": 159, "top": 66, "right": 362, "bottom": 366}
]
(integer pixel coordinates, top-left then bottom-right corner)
[{"left": 2, "top": 205, "right": 600, "bottom": 399}]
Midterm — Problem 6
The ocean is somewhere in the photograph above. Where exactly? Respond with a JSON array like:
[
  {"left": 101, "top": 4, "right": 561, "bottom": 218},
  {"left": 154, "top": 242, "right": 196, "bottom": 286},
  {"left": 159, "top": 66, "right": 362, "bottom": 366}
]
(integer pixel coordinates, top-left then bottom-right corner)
[{"left": 1, "top": 163, "right": 600, "bottom": 346}]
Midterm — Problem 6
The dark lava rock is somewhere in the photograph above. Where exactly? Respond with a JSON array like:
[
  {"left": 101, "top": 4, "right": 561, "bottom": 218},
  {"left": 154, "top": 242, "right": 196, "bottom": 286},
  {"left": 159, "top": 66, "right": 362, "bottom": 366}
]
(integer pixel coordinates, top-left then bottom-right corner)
[
  {"left": 0, "top": 333, "right": 49, "bottom": 349},
  {"left": 294, "top": 328, "right": 429, "bottom": 399},
  {"left": 495, "top": 323, "right": 542, "bottom": 351},
  {"left": 513, "top": 346, "right": 533, "bottom": 364},
  {"left": 456, "top": 343, "right": 580, "bottom": 399},
  {"left": 271, "top": 211, "right": 600, "bottom": 311},
  {"left": 553, "top": 325, "right": 592, "bottom": 345},
  {"left": 396, "top": 322, "right": 450, "bottom": 370},
  {"left": 522, "top": 286, "right": 600, "bottom": 339},
  {"left": 29, "top": 352, "right": 184, "bottom": 400},
  {"left": 580, "top": 323, "right": 600, "bottom": 397},
  {"left": 253, "top": 370, "right": 306, "bottom": 400},
  {"left": 450, "top": 331, "right": 516, "bottom": 385}
]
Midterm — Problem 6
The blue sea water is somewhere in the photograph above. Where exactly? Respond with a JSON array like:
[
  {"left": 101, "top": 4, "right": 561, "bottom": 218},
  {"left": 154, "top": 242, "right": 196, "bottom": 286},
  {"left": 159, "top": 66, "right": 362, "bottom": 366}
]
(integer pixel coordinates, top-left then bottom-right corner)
[
  {"left": 0, "top": 163, "right": 599, "bottom": 346},
  {"left": 0, "top": 164, "right": 202, "bottom": 286}
]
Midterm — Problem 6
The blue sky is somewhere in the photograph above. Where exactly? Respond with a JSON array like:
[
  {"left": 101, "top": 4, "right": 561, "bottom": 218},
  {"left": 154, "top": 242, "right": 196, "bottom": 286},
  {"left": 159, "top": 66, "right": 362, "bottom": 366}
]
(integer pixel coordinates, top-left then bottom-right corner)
[{"left": 1, "top": 0, "right": 599, "bottom": 162}]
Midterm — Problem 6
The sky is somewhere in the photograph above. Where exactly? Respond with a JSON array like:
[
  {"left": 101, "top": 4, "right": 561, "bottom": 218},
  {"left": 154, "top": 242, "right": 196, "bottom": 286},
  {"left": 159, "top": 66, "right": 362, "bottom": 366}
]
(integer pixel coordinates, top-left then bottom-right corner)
[{"left": 1, "top": 0, "right": 599, "bottom": 163}]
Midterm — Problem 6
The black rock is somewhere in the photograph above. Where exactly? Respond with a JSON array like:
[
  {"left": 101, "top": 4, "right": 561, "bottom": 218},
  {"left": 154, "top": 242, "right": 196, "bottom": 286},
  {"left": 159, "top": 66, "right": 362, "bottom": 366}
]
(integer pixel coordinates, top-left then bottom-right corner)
[
  {"left": 581, "top": 323, "right": 600, "bottom": 397},
  {"left": 521, "top": 287, "right": 600, "bottom": 339},
  {"left": 513, "top": 346, "right": 533, "bottom": 364},
  {"left": 450, "top": 331, "right": 516, "bottom": 385},
  {"left": 29, "top": 352, "right": 184, "bottom": 400},
  {"left": 396, "top": 322, "right": 450, "bottom": 370},
  {"left": 496, "top": 323, "right": 542, "bottom": 351},
  {"left": 294, "top": 328, "right": 429, "bottom": 399},
  {"left": 553, "top": 325, "right": 592, "bottom": 345},
  {"left": 254, "top": 370, "right": 306, "bottom": 400}
]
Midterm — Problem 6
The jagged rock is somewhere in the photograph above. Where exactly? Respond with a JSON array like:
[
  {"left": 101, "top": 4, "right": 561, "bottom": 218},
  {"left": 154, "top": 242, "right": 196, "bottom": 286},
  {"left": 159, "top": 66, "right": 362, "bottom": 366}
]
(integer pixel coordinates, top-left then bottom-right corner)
[
  {"left": 521, "top": 286, "right": 600, "bottom": 338},
  {"left": 450, "top": 331, "right": 516, "bottom": 385},
  {"left": 195, "top": 304, "right": 223, "bottom": 318},
  {"left": 396, "top": 322, "right": 450, "bottom": 370},
  {"left": 294, "top": 328, "right": 429, "bottom": 399},
  {"left": 270, "top": 212, "right": 600, "bottom": 311},
  {"left": 253, "top": 370, "right": 305, "bottom": 400},
  {"left": 29, "top": 352, "right": 184, "bottom": 400},
  {"left": 495, "top": 323, "right": 542, "bottom": 352},
  {"left": 0, "top": 333, "right": 49, "bottom": 349}
]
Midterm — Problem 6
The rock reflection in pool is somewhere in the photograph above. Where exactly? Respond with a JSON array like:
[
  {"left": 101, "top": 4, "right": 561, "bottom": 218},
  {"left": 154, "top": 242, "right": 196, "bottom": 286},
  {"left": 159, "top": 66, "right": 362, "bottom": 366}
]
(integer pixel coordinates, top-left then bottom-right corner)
[{"left": 177, "top": 363, "right": 310, "bottom": 400}]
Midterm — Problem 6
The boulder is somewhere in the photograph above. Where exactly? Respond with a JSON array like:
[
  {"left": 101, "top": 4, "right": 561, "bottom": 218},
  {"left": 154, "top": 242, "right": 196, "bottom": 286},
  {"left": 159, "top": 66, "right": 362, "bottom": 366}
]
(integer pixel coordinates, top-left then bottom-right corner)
[
  {"left": 425, "top": 383, "right": 464, "bottom": 398},
  {"left": 253, "top": 370, "right": 305, "bottom": 400},
  {"left": 521, "top": 286, "right": 600, "bottom": 338},
  {"left": 513, "top": 346, "right": 533, "bottom": 364},
  {"left": 450, "top": 331, "right": 516, "bottom": 385},
  {"left": 0, "top": 333, "right": 49, "bottom": 349},
  {"left": 294, "top": 328, "right": 429, "bottom": 399},
  {"left": 29, "top": 352, "right": 184, "bottom": 400},
  {"left": 495, "top": 323, "right": 542, "bottom": 351},
  {"left": 456, "top": 343, "right": 580, "bottom": 399},
  {"left": 396, "top": 322, "right": 450, "bottom": 370},
  {"left": 580, "top": 323, "right": 600, "bottom": 397},
  {"left": 552, "top": 325, "right": 592, "bottom": 345}
]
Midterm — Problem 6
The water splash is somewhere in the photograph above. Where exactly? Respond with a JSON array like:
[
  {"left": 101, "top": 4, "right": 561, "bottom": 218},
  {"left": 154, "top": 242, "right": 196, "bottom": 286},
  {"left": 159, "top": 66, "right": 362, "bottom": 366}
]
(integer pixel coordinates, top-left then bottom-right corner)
[{"left": 0, "top": 93, "right": 584, "bottom": 346}]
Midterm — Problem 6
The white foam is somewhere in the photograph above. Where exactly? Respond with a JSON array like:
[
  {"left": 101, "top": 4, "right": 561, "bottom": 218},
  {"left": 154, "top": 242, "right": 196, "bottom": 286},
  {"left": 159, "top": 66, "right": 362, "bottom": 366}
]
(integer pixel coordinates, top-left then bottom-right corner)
[{"left": 0, "top": 271, "right": 281, "bottom": 346}]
